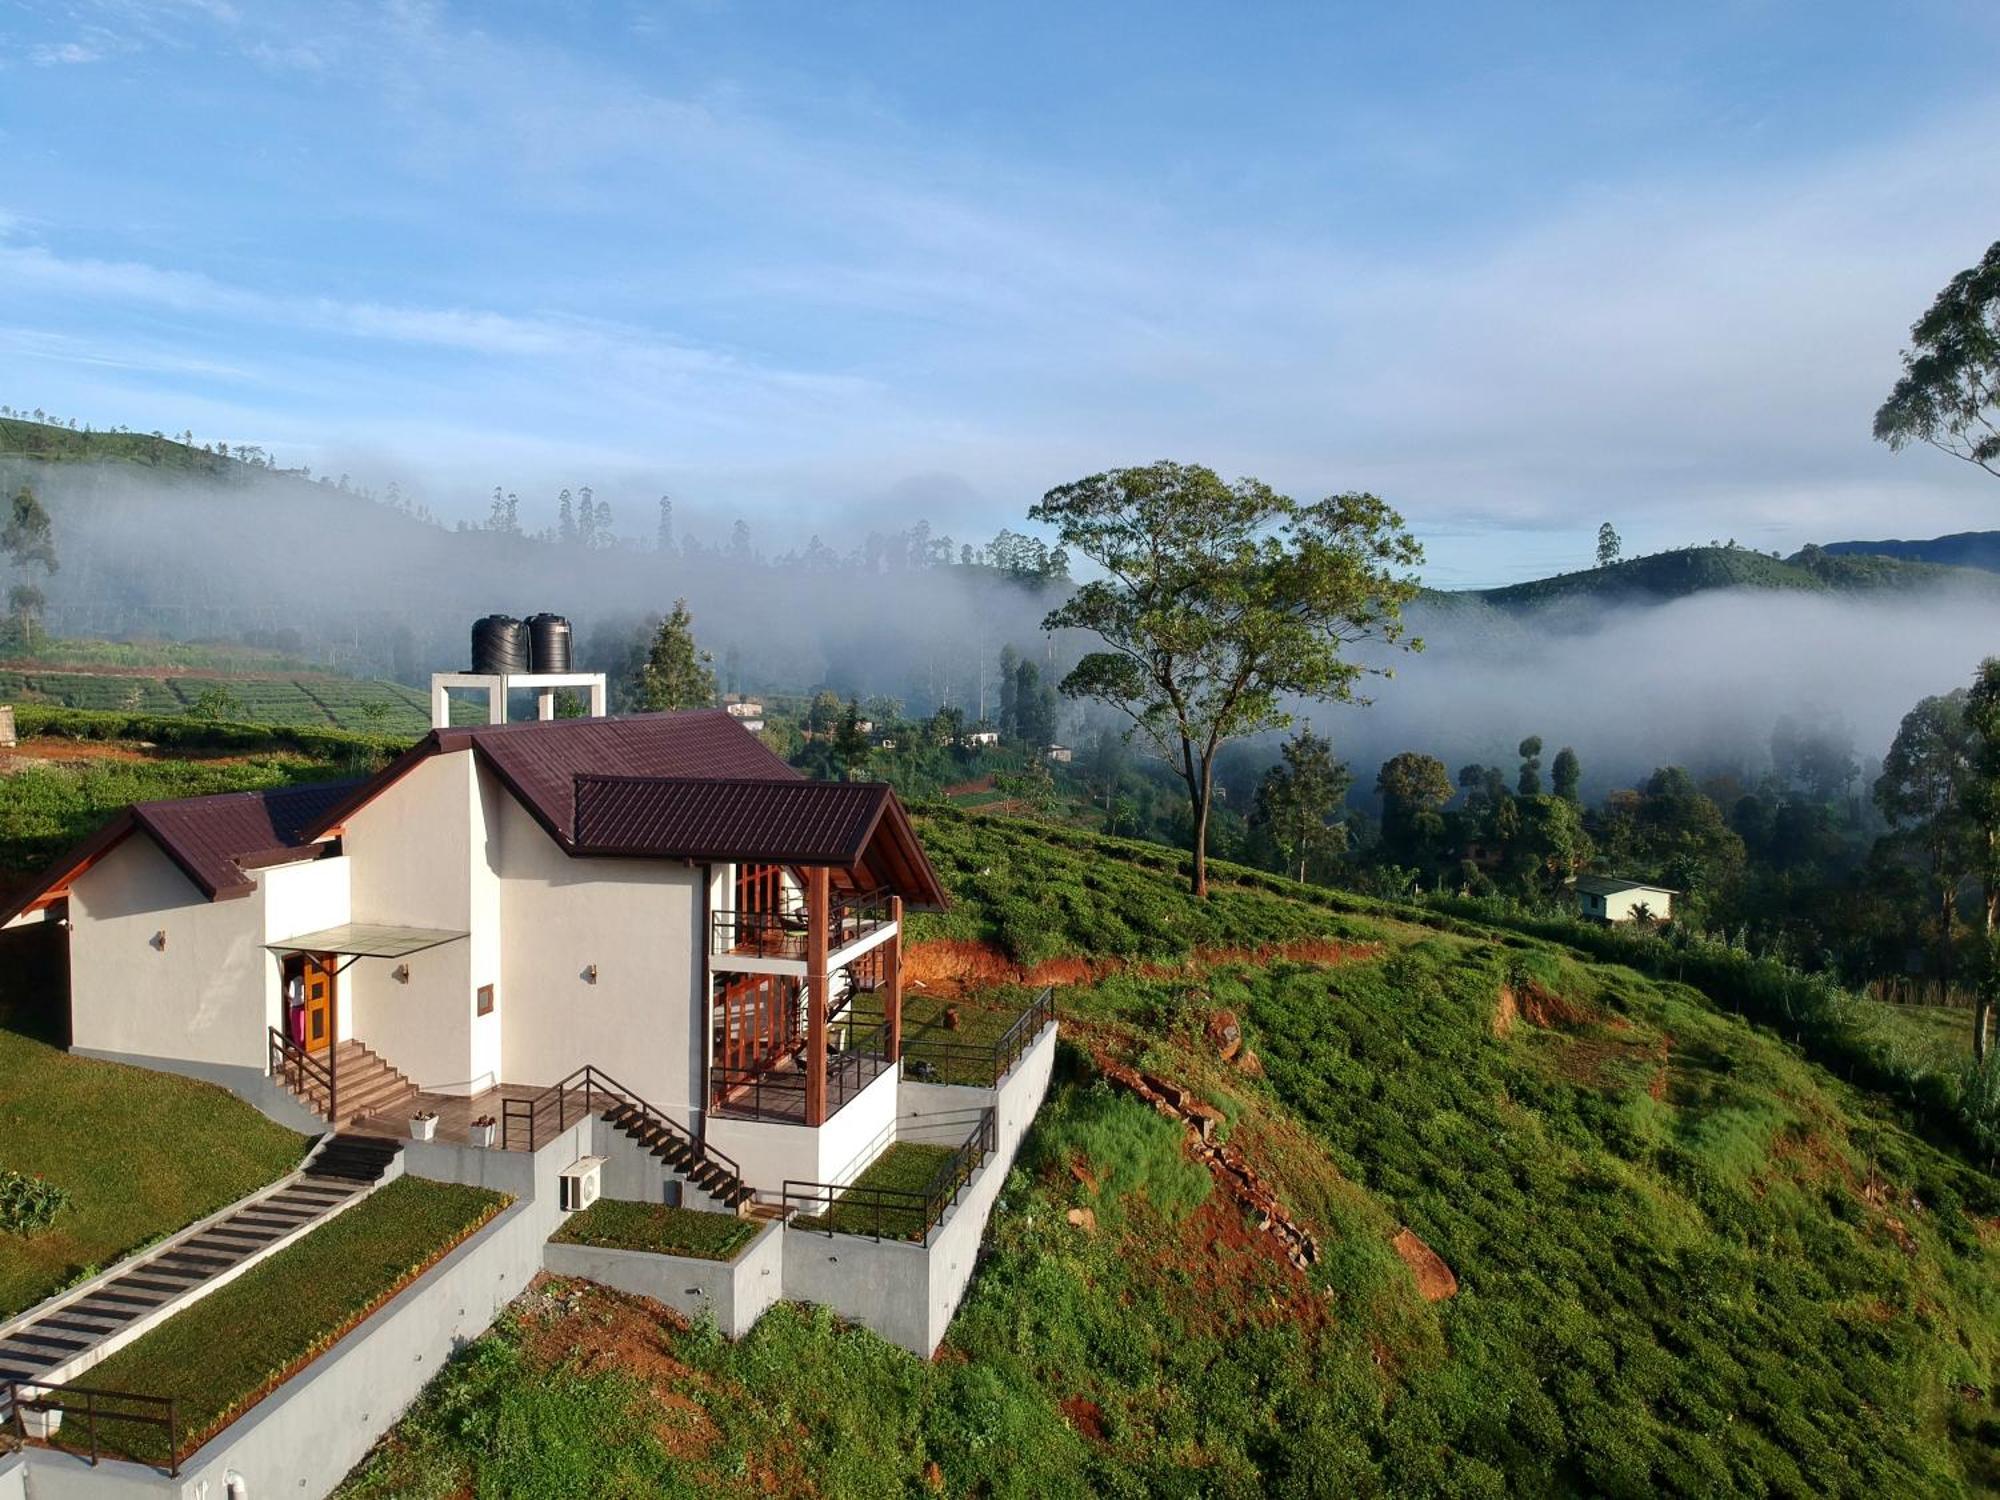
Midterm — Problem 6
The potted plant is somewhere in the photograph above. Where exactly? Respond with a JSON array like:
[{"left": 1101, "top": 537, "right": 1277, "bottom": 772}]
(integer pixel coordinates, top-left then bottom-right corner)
[
  {"left": 17, "top": 1387, "right": 61, "bottom": 1440},
  {"left": 409, "top": 1108, "right": 439, "bottom": 1142},
  {"left": 469, "top": 1114, "right": 497, "bottom": 1148}
]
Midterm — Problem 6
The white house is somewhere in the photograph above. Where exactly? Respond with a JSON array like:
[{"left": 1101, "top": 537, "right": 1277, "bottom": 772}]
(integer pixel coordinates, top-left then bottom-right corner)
[
  {"left": 1573, "top": 875, "right": 1675, "bottom": 924},
  {"left": 1, "top": 710, "right": 953, "bottom": 1203}
]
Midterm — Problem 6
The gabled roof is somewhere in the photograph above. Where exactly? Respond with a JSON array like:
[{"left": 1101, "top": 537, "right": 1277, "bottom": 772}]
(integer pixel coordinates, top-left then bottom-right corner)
[
  {"left": 0, "top": 779, "right": 359, "bottom": 923},
  {"left": 573, "top": 775, "right": 890, "bottom": 865},
  {"left": 310, "top": 709, "right": 949, "bottom": 907},
  {"left": 1573, "top": 874, "right": 1677, "bottom": 896},
  {"left": 304, "top": 709, "right": 800, "bottom": 848}
]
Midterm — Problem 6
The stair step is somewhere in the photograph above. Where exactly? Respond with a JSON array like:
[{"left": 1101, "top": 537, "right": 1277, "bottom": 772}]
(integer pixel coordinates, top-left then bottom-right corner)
[{"left": 0, "top": 1343, "right": 62, "bottom": 1371}]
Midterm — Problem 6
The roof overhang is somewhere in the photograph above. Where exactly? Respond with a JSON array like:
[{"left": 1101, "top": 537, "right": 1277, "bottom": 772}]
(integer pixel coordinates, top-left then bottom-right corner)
[{"left": 264, "top": 922, "right": 468, "bottom": 959}]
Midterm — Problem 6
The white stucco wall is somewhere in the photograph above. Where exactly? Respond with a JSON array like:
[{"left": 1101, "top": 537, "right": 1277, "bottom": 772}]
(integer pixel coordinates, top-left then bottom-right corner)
[
  {"left": 68, "top": 835, "right": 271, "bottom": 1070},
  {"left": 494, "top": 790, "right": 704, "bottom": 1112},
  {"left": 706, "top": 1062, "right": 900, "bottom": 1196},
  {"left": 344, "top": 751, "right": 488, "bottom": 1093}
]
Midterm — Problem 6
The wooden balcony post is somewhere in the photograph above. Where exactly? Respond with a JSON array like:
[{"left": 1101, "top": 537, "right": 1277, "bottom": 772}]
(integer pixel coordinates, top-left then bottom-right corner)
[
  {"left": 886, "top": 895, "right": 904, "bottom": 1064},
  {"left": 327, "top": 969, "right": 339, "bottom": 1127},
  {"left": 805, "top": 866, "right": 830, "bottom": 1126}
]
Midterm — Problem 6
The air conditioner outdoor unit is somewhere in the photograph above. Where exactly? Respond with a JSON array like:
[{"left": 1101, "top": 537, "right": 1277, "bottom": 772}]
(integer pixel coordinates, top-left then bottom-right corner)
[{"left": 559, "top": 1155, "right": 604, "bottom": 1213}]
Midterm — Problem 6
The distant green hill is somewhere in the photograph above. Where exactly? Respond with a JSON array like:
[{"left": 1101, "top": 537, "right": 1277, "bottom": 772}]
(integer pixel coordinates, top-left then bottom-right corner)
[
  {"left": 0, "top": 417, "right": 241, "bottom": 476},
  {"left": 1447, "top": 543, "right": 1997, "bottom": 610},
  {"left": 1819, "top": 530, "right": 2000, "bottom": 573}
]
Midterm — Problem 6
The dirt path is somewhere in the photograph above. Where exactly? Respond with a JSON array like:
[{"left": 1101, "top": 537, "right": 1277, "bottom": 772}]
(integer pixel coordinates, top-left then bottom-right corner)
[{"left": 903, "top": 934, "right": 1380, "bottom": 994}]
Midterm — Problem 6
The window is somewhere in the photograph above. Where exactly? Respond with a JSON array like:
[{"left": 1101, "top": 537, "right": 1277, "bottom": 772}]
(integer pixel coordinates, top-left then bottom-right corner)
[{"left": 476, "top": 983, "right": 495, "bottom": 1017}]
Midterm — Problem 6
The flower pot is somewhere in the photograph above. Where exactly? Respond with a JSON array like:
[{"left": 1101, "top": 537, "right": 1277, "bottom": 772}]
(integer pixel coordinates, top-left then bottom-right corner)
[
  {"left": 409, "top": 1114, "right": 438, "bottom": 1142},
  {"left": 470, "top": 1122, "right": 497, "bottom": 1148},
  {"left": 19, "top": 1397, "right": 62, "bottom": 1440}
]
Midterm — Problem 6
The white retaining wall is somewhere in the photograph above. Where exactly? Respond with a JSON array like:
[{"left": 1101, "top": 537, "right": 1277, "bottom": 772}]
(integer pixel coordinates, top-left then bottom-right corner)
[{"left": 542, "top": 1220, "right": 783, "bottom": 1338}]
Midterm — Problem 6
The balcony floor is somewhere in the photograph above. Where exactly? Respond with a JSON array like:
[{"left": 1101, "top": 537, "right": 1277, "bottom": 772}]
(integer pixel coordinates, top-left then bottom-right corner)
[
  {"left": 344, "top": 1081, "right": 590, "bottom": 1152},
  {"left": 709, "top": 1049, "right": 894, "bottom": 1124}
]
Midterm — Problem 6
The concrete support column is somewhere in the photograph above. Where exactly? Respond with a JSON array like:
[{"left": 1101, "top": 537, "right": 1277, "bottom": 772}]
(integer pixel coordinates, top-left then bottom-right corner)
[
  {"left": 805, "top": 867, "right": 830, "bottom": 1127},
  {"left": 589, "top": 678, "right": 608, "bottom": 716},
  {"left": 536, "top": 688, "right": 556, "bottom": 721},
  {"left": 430, "top": 679, "right": 451, "bottom": 730}
]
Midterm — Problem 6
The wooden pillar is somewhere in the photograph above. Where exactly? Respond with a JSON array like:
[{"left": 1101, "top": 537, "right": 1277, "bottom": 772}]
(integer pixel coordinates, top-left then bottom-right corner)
[
  {"left": 805, "top": 866, "right": 830, "bottom": 1127},
  {"left": 885, "top": 895, "right": 904, "bottom": 1064}
]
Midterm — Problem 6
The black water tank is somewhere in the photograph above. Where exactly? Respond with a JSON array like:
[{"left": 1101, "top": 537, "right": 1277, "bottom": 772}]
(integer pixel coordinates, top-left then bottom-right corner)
[
  {"left": 470, "top": 614, "right": 529, "bottom": 674},
  {"left": 526, "top": 613, "right": 572, "bottom": 673}
]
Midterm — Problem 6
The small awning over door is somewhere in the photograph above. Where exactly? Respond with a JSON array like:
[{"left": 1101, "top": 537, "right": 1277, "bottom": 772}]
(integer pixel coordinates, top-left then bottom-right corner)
[{"left": 264, "top": 923, "right": 467, "bottom": 960}]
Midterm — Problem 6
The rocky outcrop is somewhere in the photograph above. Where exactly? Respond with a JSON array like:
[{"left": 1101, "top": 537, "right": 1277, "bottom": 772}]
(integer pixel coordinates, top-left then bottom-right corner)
[{"left": 1097, "top": 1058, "right": 1321, "bottom": 1274}]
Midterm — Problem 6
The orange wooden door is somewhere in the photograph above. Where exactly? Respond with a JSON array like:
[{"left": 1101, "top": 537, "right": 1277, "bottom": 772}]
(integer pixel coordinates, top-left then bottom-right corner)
[{"left": 302, "top": 955, "right": 334, "bottom": 1054}]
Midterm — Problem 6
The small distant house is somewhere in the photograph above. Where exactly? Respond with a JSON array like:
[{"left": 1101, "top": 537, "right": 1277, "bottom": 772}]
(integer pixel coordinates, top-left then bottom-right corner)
[
  {"left": 1574, "top": 875, "right": 1675, "bottom": 924},
  {"left": 1045, "top": 744, "right": 1073, "bottom": 764},
  {"left": 0, "top": 704, "right": 14, "bottom": 749},
  {"left": 724, "top": 700, "right": 765, "bottom": 732},
  {"left": 853, "top": 719, "right": 874, "bottom": 736},
  {"left": 964, "top": 730, "right": 1000, "bottom": 749}
]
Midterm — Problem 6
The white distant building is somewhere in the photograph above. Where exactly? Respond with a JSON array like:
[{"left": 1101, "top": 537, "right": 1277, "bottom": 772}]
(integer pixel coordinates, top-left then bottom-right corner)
[
  {"left": 1046, "top": 744, "right": 1073, "bottom": 764},
  {"left": 964, "top": 730, "right": 1000, "bottom": 748},
  {"left": 724, "top": 700, "right": 765, "bottom": 732},
  {"left": 1574, "top": 875, "right": 1675, "bottom": 924}
]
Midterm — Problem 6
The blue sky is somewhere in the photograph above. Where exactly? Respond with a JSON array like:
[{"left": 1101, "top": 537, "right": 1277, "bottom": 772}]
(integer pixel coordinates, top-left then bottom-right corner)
[{"left": 2, "top": 0, "right": 1998, "bottom": 585}]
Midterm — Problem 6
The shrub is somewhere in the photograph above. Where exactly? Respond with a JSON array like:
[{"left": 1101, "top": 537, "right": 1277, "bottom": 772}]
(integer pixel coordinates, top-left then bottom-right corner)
[{"left": 0, "top": 1169, "right": 72, "bottom": 1236}]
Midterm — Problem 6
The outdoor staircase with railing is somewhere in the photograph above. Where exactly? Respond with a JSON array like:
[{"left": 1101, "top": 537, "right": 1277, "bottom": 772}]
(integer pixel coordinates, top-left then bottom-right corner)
[
  {"left": 601, "top": 1100, "right": 756, "bottom": 1211},
  {"left": 270, "top": 1030, "right": 418, "bottom": 1129},
  {"left": 0, "top": 1136, "right": 402, "bottom": 1424}
]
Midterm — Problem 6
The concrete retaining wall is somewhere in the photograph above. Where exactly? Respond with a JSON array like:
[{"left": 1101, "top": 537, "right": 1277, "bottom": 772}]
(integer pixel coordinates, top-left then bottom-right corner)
[
  {"left": 778, "top": 1018, "right": 1058, "bottom": 1357},
  {"left": 593, "top": 1119, "right": 729, "bottom": 1213},
  {"left": 542, "top": 1219, "right": 783, "bottom": 1338},
  {"left": 14, "top": 1120, "right": 593, "bottom": 1500}
]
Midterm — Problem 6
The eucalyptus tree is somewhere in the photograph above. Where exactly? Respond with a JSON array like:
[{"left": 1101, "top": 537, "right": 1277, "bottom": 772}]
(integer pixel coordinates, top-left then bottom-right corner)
[
  {"left": 1875, "top": 241, "right": 2000, "bottom": 480},
  {"left": 1874, "top": 690, "right": 1973, "bottom": 997},
  {"left": 1033, "top": 461, "right": 1421, "bottom": 896}
]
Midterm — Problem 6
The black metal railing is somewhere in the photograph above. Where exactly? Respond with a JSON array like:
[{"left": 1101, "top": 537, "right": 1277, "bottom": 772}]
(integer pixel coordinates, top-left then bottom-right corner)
[
  {"left": 710, "top": 887, "right": 896, "bottom": 960},
  {"left": 871, "top": 986, "right": 1057, "bottom": 1090},
  {"left": 269, "top": 1026, "right": 336, "bottom": 1122},
  {"left": 6, "top": 1382, "right": 181, "bottom": 1476},
  {"left": 499, "top": 1065, "right": 742, "bottom": 1188},
  {"left": 708, "top": 1019, "right": 895, "bottom": 1122},
  {"left": 782, "top": 1107, "right": 997, "bottom": 1244}
]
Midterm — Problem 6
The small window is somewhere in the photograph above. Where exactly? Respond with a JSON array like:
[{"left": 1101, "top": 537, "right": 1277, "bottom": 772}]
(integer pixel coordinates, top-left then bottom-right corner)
[{"left": 476, "top": 983, "right": 495, "bottom": 1017}]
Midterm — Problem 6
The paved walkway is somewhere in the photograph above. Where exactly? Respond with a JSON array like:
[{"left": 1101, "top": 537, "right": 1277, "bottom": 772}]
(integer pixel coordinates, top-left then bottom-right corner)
[{"left": 0, "top": 1138, "right": 396, "bottom": 1421}]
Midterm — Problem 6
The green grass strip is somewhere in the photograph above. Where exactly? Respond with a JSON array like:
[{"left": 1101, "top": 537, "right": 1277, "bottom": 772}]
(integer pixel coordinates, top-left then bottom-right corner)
[
  {"left": 66, "top": 1177, "right": 507, "bottom": 1466},
  {"left": 792, "top": 1142, "right": 958, "bottom": 1242},
  {"left": 550, "top": 1199, "right": 757, "bottom": 1261}
]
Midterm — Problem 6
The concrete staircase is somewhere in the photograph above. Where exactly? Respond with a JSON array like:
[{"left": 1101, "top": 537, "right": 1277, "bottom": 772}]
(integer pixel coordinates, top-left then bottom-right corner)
[
  {"left": 600, "top": 1102, "right": 754, "bottom": 1211},
  {"left": 280, "top": 1040, "right": 418, "bottom": 1129},
  {"left": 0, "top": 1137, "right": 401, "bottom": 1421}
]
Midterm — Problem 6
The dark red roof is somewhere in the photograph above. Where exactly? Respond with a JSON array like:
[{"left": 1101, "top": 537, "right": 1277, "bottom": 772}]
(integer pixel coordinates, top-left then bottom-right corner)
[
  {"left": 573, "top": 775, "right": 891, "bottom": 865},
  {"left": 306, "top": 709, "right": 800, "bottom": 848},
  {"left": 0, "top": 778, "right": 359, "bottom": 922}
]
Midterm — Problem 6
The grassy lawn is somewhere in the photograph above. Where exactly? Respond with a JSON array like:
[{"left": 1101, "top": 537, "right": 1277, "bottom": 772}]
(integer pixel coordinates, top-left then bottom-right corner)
[
  {"left": 854, "top": 985, "right": 1043, "bottom": 1087},
  {"left": 69, "top": 1176, "right": 506, "bottom": 1466},
  {"left": 0, "top": 1023, "right": 306, "bottom": 1319},
  {"left": 551, "top": 1200, "right": 757, "bottom": 1261},
  {"left": 793, "top": 1142, "right": 959, "bottom": 1242}
]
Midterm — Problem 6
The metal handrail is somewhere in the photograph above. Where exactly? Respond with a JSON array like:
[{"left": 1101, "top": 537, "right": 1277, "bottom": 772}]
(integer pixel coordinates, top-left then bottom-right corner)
[
  {"left": 709, "top": 1019, "right": 894, "bottom": 1120},
  {"left": 868, "top": 986, "right": 1056, "bottom": 1089},
  {"left": 782, "top": 1107, "right": 996, "bottom": 1243},
  {"left": 268, "top": 1026, "right": 335, "bottom": 1121},
  {"left": 710, "top": 886, "right": 896, "bottom": 957},
  {"left": 499, "top": 1064, "right": 742, "bottom": 1188},
  {"left": 6, "top": 1381, "right": 181, "bottom": 1476}
]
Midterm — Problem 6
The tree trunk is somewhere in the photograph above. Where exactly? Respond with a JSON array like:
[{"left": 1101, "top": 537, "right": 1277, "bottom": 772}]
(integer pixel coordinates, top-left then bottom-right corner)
[{"left": 1189, "top": 789, "right": 1210, "bottom": 898}]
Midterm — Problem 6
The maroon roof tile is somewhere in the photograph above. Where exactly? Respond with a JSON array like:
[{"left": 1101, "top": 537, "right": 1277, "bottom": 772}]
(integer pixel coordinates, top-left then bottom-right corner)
[{"left": 572, "top": 775, "right": 890, "bottom": 865}]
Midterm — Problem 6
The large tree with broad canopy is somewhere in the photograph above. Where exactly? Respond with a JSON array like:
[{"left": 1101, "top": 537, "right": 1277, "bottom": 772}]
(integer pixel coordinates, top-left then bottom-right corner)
[{"left": 1032, "top": 461, "right": 1420, "bottom": 897}]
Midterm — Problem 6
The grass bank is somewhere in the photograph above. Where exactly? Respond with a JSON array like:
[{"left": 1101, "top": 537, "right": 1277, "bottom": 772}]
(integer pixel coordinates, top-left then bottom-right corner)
[
  {"left": 552, "top": 1201, "right": 756, "bottom": 1262},
  {"left": 71, "top": 1177, "right": 506, "bottom": 1466},
  {"left": 0, "top": 1024, "right": 304, "bottom": 1319}
]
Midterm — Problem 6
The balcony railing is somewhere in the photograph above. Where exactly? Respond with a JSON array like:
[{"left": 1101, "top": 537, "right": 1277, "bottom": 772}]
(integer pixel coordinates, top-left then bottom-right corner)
[
  {"left": 864, "top": 986, "right": 1056, "bottom": 1090},
  {"left": 782, "top": 1108, "right": 997, "bottom": 1243},
  {"left": 709, "top": 1018, "right": 893, "bottom": 1122},
  {"left": 710, "top": 887, "right": 895, "bottom": 961}
]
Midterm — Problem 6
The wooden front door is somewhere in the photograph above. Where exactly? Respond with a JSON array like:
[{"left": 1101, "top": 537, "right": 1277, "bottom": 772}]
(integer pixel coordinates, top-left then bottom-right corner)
[{"left": 302, "top": 954, "right": 334, "bottom": 1055}]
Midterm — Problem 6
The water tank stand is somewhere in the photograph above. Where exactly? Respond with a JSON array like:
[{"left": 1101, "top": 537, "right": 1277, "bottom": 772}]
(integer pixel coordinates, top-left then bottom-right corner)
[{"left": 429, "top": 671, "right": 608, "bottom": 729}]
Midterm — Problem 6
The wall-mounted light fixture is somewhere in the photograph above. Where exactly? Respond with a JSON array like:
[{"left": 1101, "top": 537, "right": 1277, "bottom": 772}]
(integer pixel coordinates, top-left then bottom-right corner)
[
  {"left": 391, "top": 964, "right": 411, "bottom": 985},
  {"left": 151, "top": 929, "right": 168, "bottom": 951},
  {"left": 583, "top": 964, "right": 599, "bottom": 985}
]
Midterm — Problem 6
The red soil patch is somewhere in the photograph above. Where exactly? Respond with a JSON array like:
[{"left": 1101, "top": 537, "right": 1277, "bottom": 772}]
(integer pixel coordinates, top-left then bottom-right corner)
[
  {"left": 0, "top": 737, "right": 276, "bottom": 771},
  {"left": 1515, "top": 980, "right": 1596, "bottom": 1029},
  {"left": 902, "top": 935, "right": 1381, "bottom": 997},
  {"left": 1391, "top": 1227, "right": 1458, "bottom": 1301},
  {"left": 943, "top": 773, "right": 996, "bottom": 796},
  {"left": 1061, "top": 1396, "right": 1108, "bottom": 1443}
]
